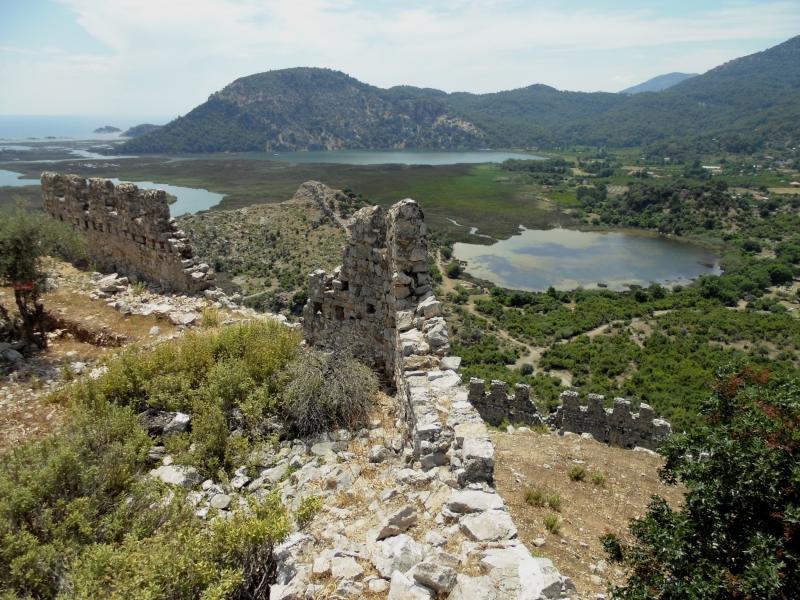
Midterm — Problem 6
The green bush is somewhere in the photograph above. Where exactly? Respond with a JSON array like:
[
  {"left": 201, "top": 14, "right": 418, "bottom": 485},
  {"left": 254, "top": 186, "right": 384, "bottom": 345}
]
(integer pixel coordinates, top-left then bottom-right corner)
[
  {"left": 568, "top": 465, "right": 587, "bottom": 482},
  {"left": 546, "top": 494, "right": 563, "bottom": 512},
  {"left": 524, "top": 488, "right": 545, "bottom": 507},
  {"left": 295, "top": 495, "right": 323, "bottom": 529},
  {"left": 282, "top": 347, "right": 378, "bottom": 435},
  {"left": 0, "top": 321, "right": 313, "bottom": 599},
  {"left": 446, "top": 260, "right": 463, "bottom": 279},
  {"left": 591, "top": 472, "right": 607, "bottom": 487},
  {"left": 543, "top": 514, "right": 562, "bottom": 535},
  {"left": 608, "top": 368, "right": 800, "bottom": 598},
  {"left": 56, "top": 321, "right": 301, "bottom": 475}
]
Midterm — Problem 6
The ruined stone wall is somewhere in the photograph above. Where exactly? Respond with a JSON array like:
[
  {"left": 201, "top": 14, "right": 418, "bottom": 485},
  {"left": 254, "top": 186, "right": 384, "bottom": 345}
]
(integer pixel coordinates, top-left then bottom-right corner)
[
  {"left": 550, "top": 390, "right": 671, "bottom": 450},
  {"left": 303, "top": 200, "right": 440, "bottom": 377},
  {"left": 467, "top": 378, "right": 543, "bottom": 427},
  {"left": 41, "top": 173, "right": 214, "bottom": 293},
  {"left": 302, "top": 198, "right": 573, "bottom": 597}
]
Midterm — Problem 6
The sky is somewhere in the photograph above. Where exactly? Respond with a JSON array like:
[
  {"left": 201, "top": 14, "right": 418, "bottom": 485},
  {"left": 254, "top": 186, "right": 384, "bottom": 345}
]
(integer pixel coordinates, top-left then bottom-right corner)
[{"left": 1, "top": 0, "right": 799, "bottom": 119}]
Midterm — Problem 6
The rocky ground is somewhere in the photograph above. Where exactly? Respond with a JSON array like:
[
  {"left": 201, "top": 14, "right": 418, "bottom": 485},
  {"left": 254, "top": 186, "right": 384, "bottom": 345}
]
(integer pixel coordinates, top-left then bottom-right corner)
[
  {"left": 143, "top": 388, "right": 573, "bottom": 600},
  {"left": 0, "top": 259, "right": 285, "bottom": 450}
]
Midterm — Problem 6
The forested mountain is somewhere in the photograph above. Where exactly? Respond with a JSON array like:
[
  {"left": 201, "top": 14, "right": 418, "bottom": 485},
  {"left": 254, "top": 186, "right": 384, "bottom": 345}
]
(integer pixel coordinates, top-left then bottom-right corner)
[
  {"left": 120, "top": 36, "right": 800, "bottom": 154},
  {"left": 620, "top": 72, "right": 698, "bottom": 94}
]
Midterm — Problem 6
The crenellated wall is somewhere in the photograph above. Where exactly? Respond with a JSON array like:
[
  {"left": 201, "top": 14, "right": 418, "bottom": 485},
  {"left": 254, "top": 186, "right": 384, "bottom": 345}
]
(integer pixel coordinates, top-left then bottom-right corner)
[
  {"left": 41, "top": 172, "right": 214, "bottom": 293},
  {"left": 549, "top": 390, "right": 671, "bottom": 450},
  {"left": 467, "top": 378, "right": 543, "bottom": 427}
]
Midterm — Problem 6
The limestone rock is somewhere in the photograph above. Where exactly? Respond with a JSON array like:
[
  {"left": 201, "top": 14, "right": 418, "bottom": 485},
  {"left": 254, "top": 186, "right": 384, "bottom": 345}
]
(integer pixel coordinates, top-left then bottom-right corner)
[
  {"left": 149, "top": 464, "right": 202, "bottom": 488},
  {"left": 445, "top": 489, "right": 504, "bottom": 514},
  {"left": 409, "top": 561, "right": 457, "bottom": 593},
  {"left": 387, "top": 571, "right": 433, "bottom": 600},
  {"left": 449, "top": 574, "right": 498, "bottom": 600},
  {"left": 459, "top": 509, "right": 517, "bottom": 541},
  {"left": 377, "top": 505, "right": 418, "bottom": 540},
  {"left": 371, "top": 534, "right": 425, "bottom": 578}
]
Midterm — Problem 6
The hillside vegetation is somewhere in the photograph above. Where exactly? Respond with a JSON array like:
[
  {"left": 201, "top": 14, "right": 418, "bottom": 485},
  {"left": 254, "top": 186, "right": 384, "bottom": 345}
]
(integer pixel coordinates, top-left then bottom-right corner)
[{"left": 120, "top": 36, "right": 800, "bottom": 155}]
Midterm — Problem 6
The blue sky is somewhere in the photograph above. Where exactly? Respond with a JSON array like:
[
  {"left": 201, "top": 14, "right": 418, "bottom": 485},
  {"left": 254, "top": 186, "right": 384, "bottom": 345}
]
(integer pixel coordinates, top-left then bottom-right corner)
[{"left": 1, "top": 0, "right": 798, "bottom": 118}]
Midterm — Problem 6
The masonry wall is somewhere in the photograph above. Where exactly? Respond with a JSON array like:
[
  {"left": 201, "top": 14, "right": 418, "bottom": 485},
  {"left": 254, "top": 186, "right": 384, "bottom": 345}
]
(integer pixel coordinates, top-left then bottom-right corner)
[
  {"left": 303, "top": 200, "right": 440, "bottom": 378},
  {"left": 302, "top": 198, "right": 573, "bottom": 596},
  {"left": 41, "top": 172, "right": 214, "bottom": 293},
  {"left": 467, "top": 378, "right": 543, "bottom": 427},
  {"left": 550, "top": 390, "right": 671, "bottom": 450}
]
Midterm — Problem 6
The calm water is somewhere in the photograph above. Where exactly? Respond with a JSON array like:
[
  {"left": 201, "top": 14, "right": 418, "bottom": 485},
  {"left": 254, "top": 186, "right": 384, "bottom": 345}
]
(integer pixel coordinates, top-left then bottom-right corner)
[
  {"left": 0, "top": 169, "right": 39, "bottom": 186},
  {"left": 0, "top": 115, "right": 170, "bottom": 140},
  {"left": 195, "top": 149, "right": 542, "bottom": 165},
  {"left": 454, "top": 227, "right": 722, "bottom": 291},
  {"left": 0, "top": 169, "right": 222, "bottom": 216}
]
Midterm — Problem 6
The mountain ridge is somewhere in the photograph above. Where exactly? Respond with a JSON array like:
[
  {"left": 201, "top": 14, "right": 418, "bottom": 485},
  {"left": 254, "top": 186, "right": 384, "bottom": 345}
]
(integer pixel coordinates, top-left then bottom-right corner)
[
  {"left": 620, "top": 72, "right": 698, "bottom": 94},
  {"left": 120, "top": 35, "right": 800, "bottom": 154}
]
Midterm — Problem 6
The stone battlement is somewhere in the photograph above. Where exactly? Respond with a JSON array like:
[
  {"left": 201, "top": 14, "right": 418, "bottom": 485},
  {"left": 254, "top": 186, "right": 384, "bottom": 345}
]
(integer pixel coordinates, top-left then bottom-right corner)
[
  {"left": 41, "top": 173, "right": 214, "bottom": 293},
  {"left": 467, "top": 378, "right": 542, "bottom": 427},
  {"left": 550, "top": 390, "right": 671, "bottom": 450}
]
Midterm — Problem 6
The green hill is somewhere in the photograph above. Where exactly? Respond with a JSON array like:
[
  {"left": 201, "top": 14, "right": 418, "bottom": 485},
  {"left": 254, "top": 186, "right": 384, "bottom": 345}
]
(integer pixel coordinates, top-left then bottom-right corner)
[{"left": 120, "top": 36, "right": 800, "bottom": 154}]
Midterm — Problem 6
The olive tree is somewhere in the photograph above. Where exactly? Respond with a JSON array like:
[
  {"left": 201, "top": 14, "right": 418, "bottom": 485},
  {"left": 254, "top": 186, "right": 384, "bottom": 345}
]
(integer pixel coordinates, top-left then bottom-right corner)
[{"left": 0, "top": 204, "right": 86, "bottom": 348}]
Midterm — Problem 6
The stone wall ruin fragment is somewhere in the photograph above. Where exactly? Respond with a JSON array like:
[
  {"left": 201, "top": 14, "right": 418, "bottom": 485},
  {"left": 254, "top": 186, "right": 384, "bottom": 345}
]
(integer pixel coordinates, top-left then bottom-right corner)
[{"left": 41, "top": 172, "right": 214, "bottom": 293}]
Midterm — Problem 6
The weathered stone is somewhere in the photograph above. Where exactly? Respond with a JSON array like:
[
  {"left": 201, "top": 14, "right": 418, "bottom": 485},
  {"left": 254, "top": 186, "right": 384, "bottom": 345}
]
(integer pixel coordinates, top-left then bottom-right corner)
[
  {"left": 42, "top": 174, "right": 215, "bottom": 293},
  {"left": 449, "top": 574, "right": 497, "bottom": 600},
  {"left": 409, "top": 561, "right": 457, "bottom": 593},
  {"left": 370, "top": 534, "right": 425, "bottom": 578},
  {"left": 169, "top": 311, "right": 199, "bottom": 326},
  {"left": 330, "top": 556, "right": 364, "bottom": 580},
  {"left": 377, "top": 505, "right": 418, "bottom": 540},
  {"left": 387, "top": 571, "right": 433, "bottom": 600},
  {"left": 445, "top": 489, "right": 504, "bottom": 514},
  {"left": 209, "top": 493, "right": 232, "bottom": 510},
  {"left": 440, "top": 356, "right": 462, "bottom": 371},
  {"left": 460, "top": 509, "right": 517, "bottom": 541},
  {"left": 149, "top": 464, "right": 202, "bottom": 488}
]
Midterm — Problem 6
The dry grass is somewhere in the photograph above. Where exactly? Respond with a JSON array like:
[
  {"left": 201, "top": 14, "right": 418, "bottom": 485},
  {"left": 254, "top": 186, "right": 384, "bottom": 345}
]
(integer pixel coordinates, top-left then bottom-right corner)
[{"left": 492, "top": 429, "right": 685, "bottom": 598}]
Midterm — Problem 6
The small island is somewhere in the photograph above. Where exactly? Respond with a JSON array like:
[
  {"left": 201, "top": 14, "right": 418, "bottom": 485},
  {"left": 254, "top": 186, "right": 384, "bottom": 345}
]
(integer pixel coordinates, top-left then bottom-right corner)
[{"left": 93, "top": 125, "right": 121, "bottom": 134}]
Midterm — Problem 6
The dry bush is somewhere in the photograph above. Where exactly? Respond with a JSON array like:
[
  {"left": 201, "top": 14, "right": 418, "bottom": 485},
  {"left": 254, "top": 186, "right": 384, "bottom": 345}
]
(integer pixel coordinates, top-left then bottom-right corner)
[{"left": 282, "top": 346, "right": 378, "bottom": 436}]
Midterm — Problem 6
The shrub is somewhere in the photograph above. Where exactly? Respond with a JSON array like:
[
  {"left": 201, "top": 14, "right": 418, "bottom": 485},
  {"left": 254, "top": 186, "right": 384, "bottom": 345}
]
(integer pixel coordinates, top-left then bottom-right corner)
[
  {"left": 282, "top": 347, "right": 378, "bottom": 435},
  {"left": 568, "top": 465, "right": 587, "bottom": 482},
  {"left": 546, "top": 494, "right": 563, "bottom": 512},
  {"left": 543, "top": 514, "right": 562, "bottom": 535},
  {"left": 520, "top": 363, "right": 534, "bottom": 376},
  {"left": 295, "top": 495, "right": 323, "bottom": 529},
  {"left": 591, "top": 472, "right": 607, "bottom": 487},
  {"left": 200, "top": 306, "right": 221, "bottom": 327},
  {"left": 608, "top": 368, "right": 800, "bottom": 598},
  {"left": 446, "top": 260, "right": 463, "bottom": 279},
  {"left": 524, "top": 488, "right": 545, "bottom": 507}
]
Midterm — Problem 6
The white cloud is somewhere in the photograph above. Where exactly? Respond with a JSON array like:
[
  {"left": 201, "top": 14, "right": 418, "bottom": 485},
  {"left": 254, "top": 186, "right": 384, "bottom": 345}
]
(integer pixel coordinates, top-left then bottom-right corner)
[{"left": 1, "top": 0, "right": 798, "bottom": 114}]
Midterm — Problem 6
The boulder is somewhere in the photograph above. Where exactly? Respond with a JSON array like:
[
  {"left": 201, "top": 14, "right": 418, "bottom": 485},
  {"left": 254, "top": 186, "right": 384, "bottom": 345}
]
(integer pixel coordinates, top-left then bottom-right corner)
[
  {"left": 409, "top": 561, "right": 457, "bottom": 593},
  {"left": 445, "top": 489, "right": 504, "bottom": 514},
  {"left": 149, "top": 464, "right": 202, "bottom": 488},
  {"left": 387, "top": 571, "right": 432, "bottom": 600},
  {"left": 377, "top": 505, "right": 418, "bottom": 540},
  {"left": 460, "top": 509, "right": 517, "bottom": 541}
]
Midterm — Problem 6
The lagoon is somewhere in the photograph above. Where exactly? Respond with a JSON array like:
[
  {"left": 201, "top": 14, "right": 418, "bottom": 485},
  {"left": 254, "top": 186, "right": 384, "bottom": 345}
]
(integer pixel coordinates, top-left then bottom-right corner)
[
  {"left": 190, "top": 149, "right": 542, "bottom": 165},
  {"left": 453, "top": 227, "right": 722, "bottom": 291},
  {"left": 0, "top": 169, "right": 222, "bottom": 216}
]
